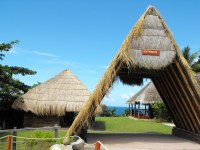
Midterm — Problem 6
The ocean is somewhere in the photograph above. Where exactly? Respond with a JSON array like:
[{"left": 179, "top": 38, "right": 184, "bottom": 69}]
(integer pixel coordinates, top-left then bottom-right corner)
[
  {"left": 108, "top": 105, "right": 148, "bottom": 115},
  {"left": 108, "top": 106, "right": 128, "bottom": 115}
]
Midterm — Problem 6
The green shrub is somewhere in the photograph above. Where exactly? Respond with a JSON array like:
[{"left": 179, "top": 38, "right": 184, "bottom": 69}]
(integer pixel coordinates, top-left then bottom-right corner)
[
  {"left": 24, "top": 130, "right": 54, "bottom": 150},
  {"left": 100, "top": 104, "right": 117, "bottom": 117},
  {"left": 151, "top": 101, "right": 172, "bottom": 122}
]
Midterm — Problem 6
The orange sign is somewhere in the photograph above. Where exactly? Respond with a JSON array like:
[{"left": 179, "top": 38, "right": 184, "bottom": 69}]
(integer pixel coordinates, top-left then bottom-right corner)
[{"left": 142, "top": 49, "right": 160, "bottom": 56}]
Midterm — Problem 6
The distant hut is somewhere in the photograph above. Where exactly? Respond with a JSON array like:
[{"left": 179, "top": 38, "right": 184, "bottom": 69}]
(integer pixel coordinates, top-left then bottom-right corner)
[
  {"left": 127, "top": 82, "right": 161, "bottom": 119},
  {"left": 195, "top": 73, "right": 200, "bottom": 85},
  {"left": 12, "top": 70, "right": 91, "bottom": 127}
]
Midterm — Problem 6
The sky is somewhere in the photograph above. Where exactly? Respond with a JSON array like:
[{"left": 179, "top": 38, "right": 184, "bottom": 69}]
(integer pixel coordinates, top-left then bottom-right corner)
[{"left": 1, "top": 1, "right": 200, "bottom": 107}]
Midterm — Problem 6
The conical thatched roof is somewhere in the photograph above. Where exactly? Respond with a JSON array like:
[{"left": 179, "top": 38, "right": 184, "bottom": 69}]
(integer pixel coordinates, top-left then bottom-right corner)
[
  {"left": 68, "top": 6, "right": 200, "bottom": 136},
  {"left": 12, "top": 70, "right": 91, "bottom": 116},
  {"left": 127, "top": 82, "right": 161, "bottom": 104}
]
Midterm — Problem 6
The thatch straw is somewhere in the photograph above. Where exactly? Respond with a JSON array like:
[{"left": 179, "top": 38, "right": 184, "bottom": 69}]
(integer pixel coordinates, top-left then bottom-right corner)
[
  {"left": 12, "top": 70, "right": 93, "bottom": 116},
  {"left": 68, "top": 6, "right": 200, "bottom": 136}
]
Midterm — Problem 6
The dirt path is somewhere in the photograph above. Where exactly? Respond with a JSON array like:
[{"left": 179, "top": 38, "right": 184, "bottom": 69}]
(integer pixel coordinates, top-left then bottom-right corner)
[{"left": 87, "top": 133, "right": 200, "bottom": 150}]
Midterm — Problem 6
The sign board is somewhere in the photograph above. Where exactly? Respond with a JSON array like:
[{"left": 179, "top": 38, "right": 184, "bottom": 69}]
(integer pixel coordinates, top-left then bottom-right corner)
[{"left": 142, "top": 49, "right": 160, "bottom": 56}]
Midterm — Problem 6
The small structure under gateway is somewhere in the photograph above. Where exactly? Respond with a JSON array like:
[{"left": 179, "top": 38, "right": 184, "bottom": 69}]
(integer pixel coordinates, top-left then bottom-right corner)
[
  {"left": 67, "top": 6, "right": 200, "bottom": 143},
  {"left": 12, "top": 70, "right": 91, "bottom": 127},
  {"left": 127, "top": 74, "right": 200, "bottom": 119},
  {"left": 126, "top": 82, "right": 161, "bottom": 119}
]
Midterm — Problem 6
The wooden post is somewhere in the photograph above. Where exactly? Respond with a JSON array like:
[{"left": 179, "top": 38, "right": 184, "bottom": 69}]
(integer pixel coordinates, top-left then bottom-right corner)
[
  {"left": 54, "top": 124, "right": 58, "bottom": 139},
  {"left": 95, "top": 141, "right": 101, "bottom": 150},
  {"left": 12, "top": 127, "right": 17, "bottom": 150},
  {"left": 134, "top": 102, "right": 136, "bottom": 118},
  {"left": 145, "top": 104, "right": 146, "bottom": 117},
  {"left": 128, "top": 104, "right": 130, "bottom": 116},
  {"left": 138, "top": 102, "right": 140, "bottom": 119},
  {"left": 6, "top": 136, "right": 11, "bottom": 150},
  {"left": 131, "top": 104, "right": 133, "bottom": 116}
]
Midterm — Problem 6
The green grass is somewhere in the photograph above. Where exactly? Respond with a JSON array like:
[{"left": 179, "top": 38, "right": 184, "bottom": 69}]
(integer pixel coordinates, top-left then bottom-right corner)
[
  {"left": 0, "top": 117, "right": 172, "bottom": 149},
  {"left": 90, "top": 117, "right": 172, "bottom": 134}
]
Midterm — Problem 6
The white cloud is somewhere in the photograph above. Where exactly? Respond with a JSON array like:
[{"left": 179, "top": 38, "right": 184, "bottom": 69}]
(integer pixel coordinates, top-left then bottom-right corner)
[
  {"left": 8, "top": 48, "right": 17, "bottom": 54},
  {"left": 103, "top": 65, "right": 109, "bottom": 69},
  {"left": 121, "top": 92, "right": 135, "bottom": 100},
  {"left": 104, "top": 93, "right": 115, "bottom": 103},
  {"left": 33, "top": 51, "right": 58, "bottom": 57},
  {"left": 11, "top": 47, "right": 59, "bottom": 58},
  {"left": 121, "top": 94, "right": 129, "bottom": 99}
]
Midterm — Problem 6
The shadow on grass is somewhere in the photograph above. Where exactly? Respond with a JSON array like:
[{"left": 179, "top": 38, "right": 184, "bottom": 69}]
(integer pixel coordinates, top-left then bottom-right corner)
[{"left": 91, "top": 121, "right": 105, "bottom": 131}]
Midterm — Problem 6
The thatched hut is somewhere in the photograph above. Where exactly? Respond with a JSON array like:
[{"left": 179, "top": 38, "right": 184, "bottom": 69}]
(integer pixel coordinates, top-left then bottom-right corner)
[
  {"left": 12, "top": 70, "right": 91, "bottom": 127},
  {"left": 195, "top": 73, "right": 200, "bottom": 85},
  {"left": 67, "top": 6, "right": 200, "bottom": 142},
  {"left": 126, "top": 82, "right": 161, "bottom": 119}
]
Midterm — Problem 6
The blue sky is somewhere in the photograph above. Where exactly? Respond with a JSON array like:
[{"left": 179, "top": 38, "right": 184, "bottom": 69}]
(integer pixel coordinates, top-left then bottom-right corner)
[{"left": 1, "top": 1, "right": 200, "bottom": 107}]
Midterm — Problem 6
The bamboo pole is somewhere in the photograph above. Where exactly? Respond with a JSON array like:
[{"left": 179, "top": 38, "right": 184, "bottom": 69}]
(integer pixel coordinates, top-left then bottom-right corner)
[
  {"left": 6, "top": 136, "right": 11, "bottom": 150},
  {"left": 95, "top": 141, "right": 101, "bottom": 150}
]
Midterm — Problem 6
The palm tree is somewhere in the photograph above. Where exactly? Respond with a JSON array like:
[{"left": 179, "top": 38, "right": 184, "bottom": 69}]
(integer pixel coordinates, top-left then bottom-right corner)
[{"left": 182, "top": 46, "right": 200, "bottom": 73}]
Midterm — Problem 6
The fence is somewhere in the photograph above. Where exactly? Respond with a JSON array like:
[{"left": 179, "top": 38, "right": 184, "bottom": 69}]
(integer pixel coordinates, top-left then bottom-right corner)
[
  {"left": 0, "top": 125, "right": 107, "bottom": 150},
  {"left": 0, "top": 124, "right": 60, "bottom": 150}
]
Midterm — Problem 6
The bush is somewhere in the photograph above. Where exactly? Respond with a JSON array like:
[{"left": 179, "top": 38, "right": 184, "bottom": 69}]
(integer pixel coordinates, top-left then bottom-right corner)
[
  {"left": 24, "top": 130, "right": 55, "bottom": 150},
  {"left": 100, "top": 104, "right": 117, "bottom": 117},
  {"left": 123, "top": 108, "right": 130, "bottom": 116},
  {"left": 151, "top": 101, "right": 172, "bottom": 122}
]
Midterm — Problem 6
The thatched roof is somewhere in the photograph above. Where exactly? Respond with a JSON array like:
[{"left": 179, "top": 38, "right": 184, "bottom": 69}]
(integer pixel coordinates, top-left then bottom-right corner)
[
  {"left": 195, "top": 73, "right": 200, "bottom": 85},
  {"left": 68, "top": 6, "right": 200, "bottom": 136},
  {"left": 12, "top": 70, "right": 91, "bottom": 116},
  {"left": 127, "top": 82, "right": 161, "bottom": 104}
]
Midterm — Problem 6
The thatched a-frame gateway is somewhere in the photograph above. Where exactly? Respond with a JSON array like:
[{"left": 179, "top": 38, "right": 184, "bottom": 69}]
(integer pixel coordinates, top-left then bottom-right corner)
[
  {"left": 12, "top": 70, "right": 91, "bottom": 127},
  {"left": 68, "top": 6, "right": 200, "bottom": 142}
]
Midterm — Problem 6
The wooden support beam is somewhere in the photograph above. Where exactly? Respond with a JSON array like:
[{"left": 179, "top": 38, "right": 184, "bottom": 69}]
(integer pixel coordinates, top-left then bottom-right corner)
[
  {"left": 134, "top": 102, "right": 136, "bottom": 118},
  {"left": 138, "top": 102, "right": 140, "bottom": 119},
  {"left": 152, "top": 76, "right": 181, "bottom": 128},
  {"left": 131, "top": 104, "right": 133, "bottom": 116},
  {"left": 168, "top": 64, "right": 200, "bottom": 133},
  {"left": 176, "top": 60, "right": 200, "bottom": 101},
  {"left": 161, "top": 69, "right": 192, "bottom": 131},
  {"left": 174, "top": 61, "right": 200, "bottom": 111}
]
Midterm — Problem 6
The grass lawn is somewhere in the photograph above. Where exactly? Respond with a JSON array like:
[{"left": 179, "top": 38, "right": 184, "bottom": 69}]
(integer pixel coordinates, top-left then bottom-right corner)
[
  {"left": 0, "top": 117, "right": 172, "bottom": 149},
  {"left": 90, "top": 117, "right": 172, "bottom": 134}
]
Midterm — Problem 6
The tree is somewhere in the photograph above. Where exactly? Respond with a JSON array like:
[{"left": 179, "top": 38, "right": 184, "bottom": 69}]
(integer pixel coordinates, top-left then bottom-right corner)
[
  {"left": 151, "top": 101, "right": 172, "bottom": 122},
  {"left": 182, "top": 46, "right": 200, "bottom": 72},
  {"left": 0, "top": 41, "right": 36, "bottom": 108},
  {"left": 100, "top": 104, "right": 117, "bottom": 117}
]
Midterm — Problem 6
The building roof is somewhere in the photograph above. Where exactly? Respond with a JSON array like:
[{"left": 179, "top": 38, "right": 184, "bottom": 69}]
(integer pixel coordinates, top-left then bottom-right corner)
[
  {"left": 127, "top": 82, "right": 161, "bottom": 104},
  {"left": 12, "top": 70, "right": 91, "bottom": 116}
]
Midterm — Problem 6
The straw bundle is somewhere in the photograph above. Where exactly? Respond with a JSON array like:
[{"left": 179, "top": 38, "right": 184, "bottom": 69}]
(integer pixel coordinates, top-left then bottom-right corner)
[{"left": 12, "top": 70, "right": 91, "bottom": 116}]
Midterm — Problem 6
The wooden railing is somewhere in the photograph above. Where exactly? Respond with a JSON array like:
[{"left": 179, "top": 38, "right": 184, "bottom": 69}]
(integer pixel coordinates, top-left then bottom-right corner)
[{"left": 0, "top": 124, "right": 60, "bottom": 150}]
